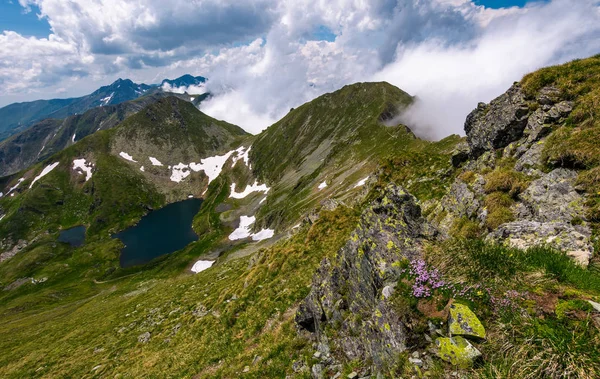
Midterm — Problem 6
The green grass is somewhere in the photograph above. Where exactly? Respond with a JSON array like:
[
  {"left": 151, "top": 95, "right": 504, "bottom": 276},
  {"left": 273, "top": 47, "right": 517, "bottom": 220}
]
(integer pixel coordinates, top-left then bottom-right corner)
[{"left": 0, "top": 205, "right": 359, "bottom": 378}]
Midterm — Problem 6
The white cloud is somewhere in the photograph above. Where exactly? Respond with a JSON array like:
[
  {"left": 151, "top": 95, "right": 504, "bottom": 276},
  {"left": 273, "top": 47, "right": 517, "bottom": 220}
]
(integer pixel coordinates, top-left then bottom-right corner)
[{"left": 1, "top": 0, "right": 600, "bottom": 142}]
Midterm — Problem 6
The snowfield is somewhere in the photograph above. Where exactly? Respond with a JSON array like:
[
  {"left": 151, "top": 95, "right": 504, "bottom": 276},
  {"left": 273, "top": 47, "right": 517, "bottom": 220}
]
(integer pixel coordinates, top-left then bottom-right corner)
[
  {"left": 149, "top": 157, "right": 163, "bottom": 166},
  {"left": 72, "top": 159, "right": 93, "bottom": 181},
  {"left": 191, "top": 260, "right": 214, "bottom": 273},
  {"left": 100, "top": 92, "right": 114, "bottom": 105},
  {"left": 188, "top": 150, "right": 235, "bottom": 183},
  {"left": 30, "top": 162, "right": 60, "bottom": 188},
  {"left": 228, "top": 215, "right": 275, "bottom": 242},
  {"left": 170, "top": 163, "right": 191, "bottom": 183},
  {"left": 119, "top": 152, "right": 137, "bottom": 162},
  {"left": 231, "top": 146, "right": 251, "bottom": 168},
  {"left": 229, "top": 181, "right": 270, "bottom": 199}
]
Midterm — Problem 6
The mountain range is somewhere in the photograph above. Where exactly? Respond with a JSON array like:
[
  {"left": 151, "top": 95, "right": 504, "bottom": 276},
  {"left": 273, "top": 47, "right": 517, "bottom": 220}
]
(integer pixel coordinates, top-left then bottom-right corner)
[
  {"left": 0, "top": 75, "right": 207, "bottom": 142},
  {"left": 1, "top": 56, "right": 600, "bottom": 378}
]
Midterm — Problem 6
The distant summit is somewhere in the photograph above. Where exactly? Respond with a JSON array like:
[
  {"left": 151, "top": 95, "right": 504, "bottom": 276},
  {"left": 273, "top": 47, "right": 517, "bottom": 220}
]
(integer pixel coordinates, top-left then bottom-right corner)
[{"left": 0, "top": 74, "right": 208, "bottom": 142}]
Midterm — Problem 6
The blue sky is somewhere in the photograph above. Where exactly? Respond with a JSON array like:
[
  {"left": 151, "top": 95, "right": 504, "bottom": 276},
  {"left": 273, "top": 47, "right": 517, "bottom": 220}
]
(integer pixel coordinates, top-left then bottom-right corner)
[{"left": 0, "top": 1, "right": 51, "bottom": 37}]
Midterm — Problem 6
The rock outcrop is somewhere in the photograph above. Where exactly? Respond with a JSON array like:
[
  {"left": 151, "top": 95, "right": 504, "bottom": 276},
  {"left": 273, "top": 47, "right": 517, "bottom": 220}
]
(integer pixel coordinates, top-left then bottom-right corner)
[
  {"left": 430, "top": 83, "right": 594, "bottom": 265},
  {"left": 296, "top": 185, "right": 437, "bottom": 370},
  {"left": 464, "top": 84, "right": 530, "bottom": 159}
]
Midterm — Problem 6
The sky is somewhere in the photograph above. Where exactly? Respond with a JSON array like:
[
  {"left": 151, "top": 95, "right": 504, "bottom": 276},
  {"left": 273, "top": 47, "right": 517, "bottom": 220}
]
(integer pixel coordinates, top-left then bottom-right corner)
[{"left": 0, "top": 0, "right": 599, "bottom": 139}]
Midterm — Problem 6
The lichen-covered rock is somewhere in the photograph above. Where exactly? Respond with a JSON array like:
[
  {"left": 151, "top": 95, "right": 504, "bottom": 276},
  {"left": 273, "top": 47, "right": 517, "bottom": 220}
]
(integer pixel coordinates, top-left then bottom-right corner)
[
  {"left": 487, "top": 221, "right": 593, "bottom": 266},
  {"left": 435, "top": 336, "right": 482, "bottom": 368},
  {"left": 448, "top": 303, "right": 486, "bottom": 340},
  {"left": 536, "top": 86, "right": 562, "bottom": 105},
  {"left": 464, "top": 84, "right": 530, "bottom": 158},
  {"left": 296, "top": 185, "right": 437, "bottom": 370},
  {"left": 441, "top": 181, "right": 481, "bottom": 220},
  {"left": 519, "top": 168, "right": 584, "bottom": 223},
  {"left": 515, "top": 140, "right": 544, "bottom": 172},
  {"left": 450, "top": 141, "right": 470, "bottom": 167}
]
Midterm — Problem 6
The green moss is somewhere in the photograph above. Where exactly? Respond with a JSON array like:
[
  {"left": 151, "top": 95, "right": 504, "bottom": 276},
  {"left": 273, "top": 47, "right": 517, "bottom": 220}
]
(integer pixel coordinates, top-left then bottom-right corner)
[
  {"left": 435, "top": 336, "right": 481, "bottom": 369},
  {"left": 555, "top": 300, "right": 593, "bottom": 320},
  {"left": 448, "top": 303, "right": 486, "bottom": 339}
]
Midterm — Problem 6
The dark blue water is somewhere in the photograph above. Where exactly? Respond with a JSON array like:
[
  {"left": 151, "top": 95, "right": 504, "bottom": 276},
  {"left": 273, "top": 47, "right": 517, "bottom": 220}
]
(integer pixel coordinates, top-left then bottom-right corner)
[
  {"left": 113, "top": 199, "right": 203, "bottom": 267},
  {"left": 58, "top": 226, "right": 86, "bottom": 247}
]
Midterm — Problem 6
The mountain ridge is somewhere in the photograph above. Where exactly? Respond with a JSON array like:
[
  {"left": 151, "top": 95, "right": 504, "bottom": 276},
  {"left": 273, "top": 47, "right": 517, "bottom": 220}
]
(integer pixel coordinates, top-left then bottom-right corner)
[{"left": 0, "top": 74, "right": 208, "bottom": 143}]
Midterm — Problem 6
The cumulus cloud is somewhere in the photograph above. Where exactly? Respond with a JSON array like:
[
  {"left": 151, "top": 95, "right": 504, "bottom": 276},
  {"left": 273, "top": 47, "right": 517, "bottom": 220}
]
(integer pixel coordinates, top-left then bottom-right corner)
[
  {"left": 1, "top": 0, "right": 600, "bottom": 140},
  {"left": 376, "top": 0, "right": 600, "bottom": 139}
]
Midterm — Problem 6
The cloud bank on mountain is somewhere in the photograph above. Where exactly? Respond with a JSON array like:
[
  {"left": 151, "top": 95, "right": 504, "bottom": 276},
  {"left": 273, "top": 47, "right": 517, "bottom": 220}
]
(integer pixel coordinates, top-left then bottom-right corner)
[{"left": 2, "top": 0, "right": 600, "bottom": 137}]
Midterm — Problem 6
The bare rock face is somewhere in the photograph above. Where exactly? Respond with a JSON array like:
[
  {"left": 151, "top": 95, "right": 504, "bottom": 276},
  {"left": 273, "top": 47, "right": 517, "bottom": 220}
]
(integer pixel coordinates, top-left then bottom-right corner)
[
  {"left": 464, "top": 84, "right": 530, "bottom": 159},
  {"left": 296, "top": 185, "right": 437, "bottom": 370}
]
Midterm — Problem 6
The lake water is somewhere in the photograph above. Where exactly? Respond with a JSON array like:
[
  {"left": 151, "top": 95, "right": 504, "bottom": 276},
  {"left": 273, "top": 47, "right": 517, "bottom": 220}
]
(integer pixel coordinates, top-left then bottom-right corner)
[
  {"left": 114, "top": 198, "right": 203, "bottom": 267},
  {"left": 58, "top": 226, "right": 86, "bottom": 247}
]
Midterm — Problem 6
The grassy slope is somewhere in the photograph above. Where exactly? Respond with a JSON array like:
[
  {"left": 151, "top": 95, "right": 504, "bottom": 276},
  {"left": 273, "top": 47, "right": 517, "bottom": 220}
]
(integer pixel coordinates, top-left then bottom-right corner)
[{"left": 251, "top": 82, "right": 422, "bottom": 229}]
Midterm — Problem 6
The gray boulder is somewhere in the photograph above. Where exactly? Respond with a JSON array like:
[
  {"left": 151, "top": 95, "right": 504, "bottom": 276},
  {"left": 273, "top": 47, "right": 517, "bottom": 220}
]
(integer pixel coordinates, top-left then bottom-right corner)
[
  {"left": 519, "top": 169, "right": 584, "bottom": 223},
  {"left": 465, "top": 84, "right": 530, "bottom": 158}
]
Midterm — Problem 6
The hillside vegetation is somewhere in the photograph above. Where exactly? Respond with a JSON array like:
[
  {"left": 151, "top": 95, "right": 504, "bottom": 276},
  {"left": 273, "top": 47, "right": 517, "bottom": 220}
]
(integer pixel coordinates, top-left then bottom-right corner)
[{"left": 1, "top": 57, "right": 600, "bottom": 378}]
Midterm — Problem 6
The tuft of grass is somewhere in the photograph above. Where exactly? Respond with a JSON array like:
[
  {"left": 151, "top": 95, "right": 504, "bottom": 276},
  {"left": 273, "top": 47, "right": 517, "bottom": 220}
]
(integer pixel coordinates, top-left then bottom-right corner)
[
  {"left": 542, "top": 126, "right": 600, "bottom": 169},
  {"left": 483, "top": 169, "right": 528, "bottom": 197},
  {"left": 484, "top": 192, "right": 515, "bottom": 230},
  {"left": 450, "top": 217, "right": 483, "bottom": 239}
]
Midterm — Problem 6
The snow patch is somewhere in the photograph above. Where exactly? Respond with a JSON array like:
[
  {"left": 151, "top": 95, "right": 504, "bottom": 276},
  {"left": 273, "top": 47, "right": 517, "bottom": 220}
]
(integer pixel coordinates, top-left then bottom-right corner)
[
  {"left": 140, "top": 166, "right": 145, "bottom": 172},
  {"left": 354, "top": 176, "right": 369, "bottom": 188},
  {"left": 259, "top": 197, "right": 267, "bottom": 204},
  {"left": 149, "top": 157, "right": 163, "bottom": 166},
  {"left": 191, "top": 260, "right": 214, "bottom": 273},
  {"left": 100, "top": 92, "right": 114, "bottom": 105},
  {"left": 119, "top": 152, "right": 137, "bottom": 162},
  {"left": 71, "top": 133, "right": 76, "bottom": 143},
  {"left": 228, "top": 215, "right": 275, "bottom": 242},
  {"left": 30, "top": 162, "right": 60, "bottom": 189},
  {"left": 6, "top": 178, "right": 24, "bottom": 195},
  {"left": 188, "top": 150, "right": 235, "bottom": 184},
  {"left": 231, "top": 146, "right": 251, "bottom": 168},
  {"left": 72, "top": 159, "right": 93, "bottom": 181},
  {"left": 229, "top": 180, "right": 270, "bottom": 199},
  {"left": 292, "top": 224, "right": 301, "bottom": 229},
  {"left": 229, "top": 215, "right": 256, "bottom": 240},
  {"left": 0, "top": 215, "right": 5, "bottom": 222},
  {"left": 251, "top": 229, "right": 274, "bottom": 241},
  {"left": 170, "top": 163, "right": 191, "bottom": 183},
  {"left": 318, "top": 181, "right": 328, "bottom": 190},
  {"left": 190, "top": 97, "right": 195, "bottom": 102}
]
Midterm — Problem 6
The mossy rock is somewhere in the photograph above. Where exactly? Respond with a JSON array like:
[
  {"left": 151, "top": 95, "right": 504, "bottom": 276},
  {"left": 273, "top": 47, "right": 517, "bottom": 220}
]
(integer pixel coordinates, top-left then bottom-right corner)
[
  {"left": 448, "top": 303, "right": 486, "bottom": 340},
  {"left": 435, "top": 336, "right": 482, "bottom": 368}
]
